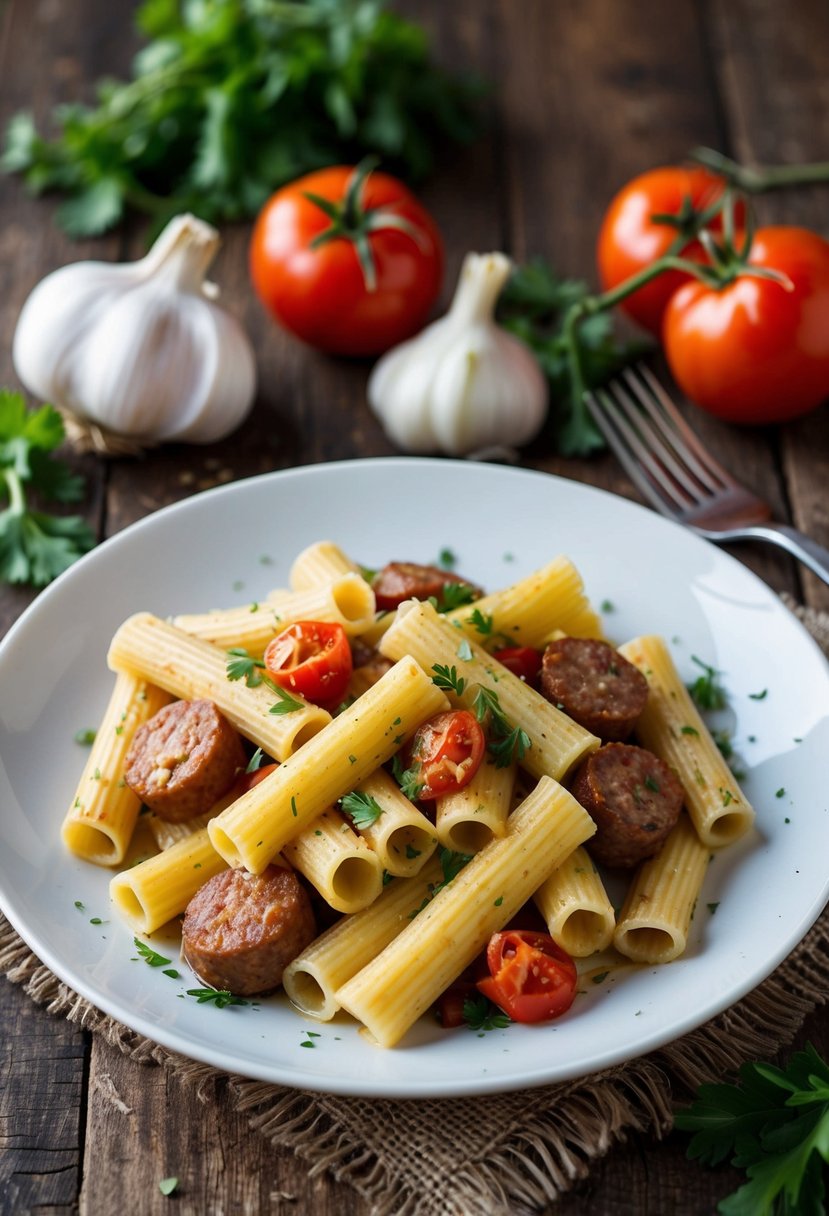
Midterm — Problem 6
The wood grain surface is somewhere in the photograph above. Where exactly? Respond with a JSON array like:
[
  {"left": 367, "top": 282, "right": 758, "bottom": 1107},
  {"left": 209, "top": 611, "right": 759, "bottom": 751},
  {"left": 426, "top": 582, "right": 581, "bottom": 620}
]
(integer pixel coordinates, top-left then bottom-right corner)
[{"left": 1, "top": 1, "right": 828, "bottom": 1213}]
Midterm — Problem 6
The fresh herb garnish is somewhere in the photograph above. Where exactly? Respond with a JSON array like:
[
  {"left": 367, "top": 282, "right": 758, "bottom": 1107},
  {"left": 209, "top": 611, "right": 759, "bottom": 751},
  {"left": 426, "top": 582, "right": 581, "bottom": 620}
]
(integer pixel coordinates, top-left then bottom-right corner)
[
  {"left": 431, "top": 663, "right": 466, "bottom": 696},
  {"left": 456, "top": 639, "right": 473, "bottom": 662},
  {"left": 74, "top": 728, "right": 96, "bottom": 746},
  {"left": 226, "top": 647, "right": 266, "bottom": 687},
  {"left": 0, "top": 391, "right": 94, "bottom": 587},
  {"left": 245, "top": 747, "right": 265, "bottom": 774},
  {"left": 680, "top": 725, "right": 700, "bottom": 737},
  {"left": 341, "top": 790, "right": 384, "bottom": 830},
  {"left": 468, "top": 608, "right": 494, "bottom": 636},
  {"left": 3, "top": 0, "right": 484, "bottom": 237},
  {"left": 134, "top": 937, "right": 172, "bottom": 968},
  {"left": 438, "top": 582, "right": 479, "bottom": 612},
  {"left": 675, "top": 1042, "right": 829, "bottom": 1215},
  {"left": 749, "top": 688, "right": 769, "bottom": 701},
  {"left": 688, "top": 655, "right": 727, "bottom": 711},
  {"left": 462, "top": 994, "right": 511, "bottom": 1032},
  {"left": 644, "top": 775, "right": 660, "bottom": 793},
  {"left": 776, "top": 787, "right": 786, "bottom": 799},
  {"left": 438, "top": 548, "right": 456, "bottom": 570},
  {"left": 472, "top": 686, "right": 531, "bottom": 768},
  {"left": 186, "top": 987, "right": 248, "bottom": 1008},
  {"left": 392, "top": 752, "right": 425, "bottom": 802},
  {"left": 707, "top": 902, "right": 719, "bottom": 915},
  {"left": 600, "top": 599, "right": 615, "bottom": 613},
  {"left": 268, "top": 686, "right": 306, "bottom": 715}
]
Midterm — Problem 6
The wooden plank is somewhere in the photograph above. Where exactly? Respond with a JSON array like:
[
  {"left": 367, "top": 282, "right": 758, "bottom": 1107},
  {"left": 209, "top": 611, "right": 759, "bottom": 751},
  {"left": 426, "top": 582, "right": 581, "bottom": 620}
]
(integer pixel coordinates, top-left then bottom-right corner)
[
  {"left": 0, "top": 977, "right": 85, "bottom": 1215},
  {"left": 707, "top": 0, "right": 829, "bottom": 612},
  {"left": 493, "top": 0, "right": 799, "bottom": 598}
]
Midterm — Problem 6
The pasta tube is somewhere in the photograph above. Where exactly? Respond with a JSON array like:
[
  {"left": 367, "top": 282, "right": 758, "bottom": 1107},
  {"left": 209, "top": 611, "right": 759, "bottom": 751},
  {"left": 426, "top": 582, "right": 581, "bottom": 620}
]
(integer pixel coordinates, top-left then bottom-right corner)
[
  {"left": 282, "top": 808, "right": 384, "bottom": 914},
  {"left": 109, "top": 827, "right": 228, "bottom": 934},
  {"left": 533, "top": 846, "right": 615, "bottom": 957},
  {"left": 62, "top": 673, "right": 172, "bottom": 866},
  {"left": 445, "top": 556, "right": 603, "bottom": 647},
  {"left": 283, "top": 855, "right": 445, "bottom": 1020},
  {"left": 290, "top": 541, "right": 360, "bottom": 590},
  {"left": 379, "top": 600, "right": 598, "bottom": 781},
  {"left": 351, "top": 769, "right": 438, "bottom": 876},
  {"left": 613, "top": 815, "right": 709, "bottom": 964},
  {"left": 107, "top": 613, "right": 331, "bottom": 760},
  {"left": 207, "top": 657, "right": 449, "bottom": 872},
  {"left": 435, "top": 760, "right": 516, "bottom": 853},
  {"left": 336, "top": 776, "right": 596, "bottom": 1047},
  {"left": 619, "top": 635, "right": 754, "bottom": 847}
]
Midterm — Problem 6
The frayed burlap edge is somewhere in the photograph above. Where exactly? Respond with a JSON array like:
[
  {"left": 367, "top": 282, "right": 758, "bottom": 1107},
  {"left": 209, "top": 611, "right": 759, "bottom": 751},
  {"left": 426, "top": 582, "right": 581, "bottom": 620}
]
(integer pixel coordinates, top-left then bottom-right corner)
[{"left": 1, "top": 598, "right": 827, "bottom": 1216}]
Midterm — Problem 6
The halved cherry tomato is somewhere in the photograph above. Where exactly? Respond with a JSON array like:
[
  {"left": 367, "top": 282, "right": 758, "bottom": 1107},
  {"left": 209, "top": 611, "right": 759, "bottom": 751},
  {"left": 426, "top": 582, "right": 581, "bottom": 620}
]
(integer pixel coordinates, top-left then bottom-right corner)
[
  {"left": 244, "top": 763, "right": 278, "bottom": 791},
  {"left": 264, "top": 621, "right": 352, "bottom": 707},
  {"left": 476, "top": 929, "right": 577, "bottom": 1024},
  {"left": 372, "top": 562, "right": 480, "bottom": 612},
  {"left": 405, "top": 710, "right": 485, "bottom": 800},
  {"left": 492, "top": 646, "right": 542, "bottom": 685},
  {"left": 597, "top": 166, "right": 744, "bottom": 334},
  {"left": 662, "top": 226, "right": 829, "bottom": 424}
]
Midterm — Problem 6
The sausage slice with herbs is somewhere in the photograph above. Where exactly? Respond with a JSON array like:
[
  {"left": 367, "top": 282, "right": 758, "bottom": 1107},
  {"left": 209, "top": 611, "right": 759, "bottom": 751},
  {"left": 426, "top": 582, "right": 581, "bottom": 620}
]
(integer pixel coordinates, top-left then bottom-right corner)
[
  {"left": 540, "top": 637, "right": 648, "bottom": 741},
  {"left": 371, "top": 561, "right": 481, "bottom": 612}
]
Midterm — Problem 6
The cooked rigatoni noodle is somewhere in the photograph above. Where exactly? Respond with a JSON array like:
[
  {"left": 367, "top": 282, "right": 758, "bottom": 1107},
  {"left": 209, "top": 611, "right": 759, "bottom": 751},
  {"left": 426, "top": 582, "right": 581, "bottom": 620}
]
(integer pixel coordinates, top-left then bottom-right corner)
[
  {"left": 619, "top": 635, "right": 754, "bottom": 848},
  {"left": 290, "top": 540, "right": 360, "bottom": 590},
  {"left": 208, "top": 657, "right": 449, "bottom": 872},
  {"left": 282, "top": 808, "right": 384, "bottom": 914},
  {"left": 107, "top": 613, "right": 330, "bottom": 760},
  {"left": 283, "top": 855, "right": 445, "bottom": 1020},
  {"left": 533, "top": 846, "right": 615, "bottom": 957},
  {"left": 435, "top": 760, "right": 515, "bottom": 853},
  {"left": 357, "top": 611, "right": 396, "bottom": 649},
  {"left": 445, "top": 556, "right": 602, "bottom": 647},
  {"left": 109, "top": 827, "right": 228, "bottom": 934},
  {"left": 379, "top": 600, "right": 598, "bottom": 781},
  {"left": 173, "top": 571, "right": 376, "bottom": 653},
  {"left": 353, "top": 770, "right": 438, "bottom": 876},
  {"left": 613, "top": 815, "right": 709, "bottom": 964},
  {"left": 337, "top": 776, "right": 596, "bottom": 1047},
  {"left": 62, "top": 673, "right": 172, "bottom": 866},
  {"left": 539, "top": 604, "right": 604, "bottom": 645}
]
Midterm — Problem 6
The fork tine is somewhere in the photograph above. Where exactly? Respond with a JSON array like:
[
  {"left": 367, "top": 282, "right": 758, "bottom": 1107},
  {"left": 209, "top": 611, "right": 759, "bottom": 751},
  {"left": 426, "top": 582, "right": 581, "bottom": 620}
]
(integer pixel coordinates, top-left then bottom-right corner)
[
  {"left": 608, "top": 380, "right": 708, "bottom": 506},
  {"left": 626, "top": 365, "right": 738, "bottom": 491},
  {"left": 585, "top": 389, "right": 695, "bottom": 515}
]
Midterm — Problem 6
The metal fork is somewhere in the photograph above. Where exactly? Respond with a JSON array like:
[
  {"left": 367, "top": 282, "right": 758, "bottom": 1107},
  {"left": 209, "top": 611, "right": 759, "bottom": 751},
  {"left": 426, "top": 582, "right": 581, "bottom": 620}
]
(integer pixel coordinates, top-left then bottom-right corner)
[{"left": 585, "top": 365, "right": 829, "bottom": 586}]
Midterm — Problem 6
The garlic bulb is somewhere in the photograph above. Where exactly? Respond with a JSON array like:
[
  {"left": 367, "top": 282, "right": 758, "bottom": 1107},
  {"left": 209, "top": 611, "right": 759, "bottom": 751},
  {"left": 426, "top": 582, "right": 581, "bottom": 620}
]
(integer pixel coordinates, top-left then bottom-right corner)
[
  {"left": 13, "top": 214, "right": 256, "bottom": 450},
  {"left": 368, "top": 252, "right": 547, "bottom": 456}
]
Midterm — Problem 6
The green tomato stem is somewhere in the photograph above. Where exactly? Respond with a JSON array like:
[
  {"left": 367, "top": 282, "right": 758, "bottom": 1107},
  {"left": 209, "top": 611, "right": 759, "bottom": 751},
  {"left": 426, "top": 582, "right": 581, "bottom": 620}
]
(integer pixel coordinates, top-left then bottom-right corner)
[{"left": 690, "top": 146, "right": 829, "bottom": 193}]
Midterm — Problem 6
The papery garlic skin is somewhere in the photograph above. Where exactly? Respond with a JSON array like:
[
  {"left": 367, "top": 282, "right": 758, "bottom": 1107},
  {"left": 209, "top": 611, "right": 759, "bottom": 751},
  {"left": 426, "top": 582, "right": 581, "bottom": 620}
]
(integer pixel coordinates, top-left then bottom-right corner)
[
  {"left": 13, "top": 214, "right": 256, "bottom": 446},
  {"left": 368, "top": 252, "right": 547, "bottom": 456}
]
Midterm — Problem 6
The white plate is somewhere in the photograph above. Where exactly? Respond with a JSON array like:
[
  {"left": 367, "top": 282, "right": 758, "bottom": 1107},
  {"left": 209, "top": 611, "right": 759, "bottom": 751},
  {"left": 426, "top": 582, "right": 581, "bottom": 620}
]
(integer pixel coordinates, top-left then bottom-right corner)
[{"left": 1, "top": 458, "right": 827, "bottom": 1098}]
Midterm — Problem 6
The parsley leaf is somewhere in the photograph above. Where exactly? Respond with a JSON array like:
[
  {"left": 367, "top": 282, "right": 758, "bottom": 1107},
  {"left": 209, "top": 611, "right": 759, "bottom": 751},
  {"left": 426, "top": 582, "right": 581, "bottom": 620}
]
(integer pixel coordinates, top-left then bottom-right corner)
[
  {"left": 467, "top": 607, "right": 494, "bottom": 636},
  {"left": 462, "top": 994, "right": 511, "bottom": 1032},
  {"left": 472, "top": 686, "right": 532, "bottom": 768},
  {"left": 431, "top": 663, "right": 466, "bottom": 696},
  {"left": 245, "top": 747, "right": 265, "bottom": 774},
  {"left": 267, "top": 686, "right": 306, "bottom": 715},
  {"left": 4, "top": 0, "right": 484, "bottom": 237},
  {"left": 0, "top": 392, "right": 93, "bottom": 587},
  {"left": 392, "top": 752, "right": 425, "bottom": 802},
  {"left": 185, "top": 987, "right": 248, "bottom": 1008},
  {"left": 675, "top": 1043, "right": 829, "bottom": 1215},
  {"left": 688, "top": 655, "right": 728, "bottom": 711},
  {"left": 437, "top": 582, "right": 479, "bottom": 612},
  {"left": 133, "top": 937, "right": 172, "bottom": 968},
  {"left": 226, "top": 647, "right": 265, "bottom": 687},
  {"left": 341, "top": 790, "right": 384, "bottom": 830}
]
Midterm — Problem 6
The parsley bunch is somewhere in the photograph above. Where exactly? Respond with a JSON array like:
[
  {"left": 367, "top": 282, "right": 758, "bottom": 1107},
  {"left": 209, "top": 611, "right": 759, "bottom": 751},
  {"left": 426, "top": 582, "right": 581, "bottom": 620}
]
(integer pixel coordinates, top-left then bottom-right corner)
[
  {"left": 0, "top": 391, "right": 94, "bottom": 587},
  {"left": 2, "top": 0, "right": 483, "bottom": 237},
  {"left": 497, "top": 259, "right": 646, "bottom": 457},
  {"left": 676, "top": 1043, "right": 829, "bottom": 1215}
]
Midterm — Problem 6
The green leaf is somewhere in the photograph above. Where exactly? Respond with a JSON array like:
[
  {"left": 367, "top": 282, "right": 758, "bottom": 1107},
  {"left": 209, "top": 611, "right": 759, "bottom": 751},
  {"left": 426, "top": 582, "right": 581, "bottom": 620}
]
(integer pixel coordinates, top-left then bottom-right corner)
[
  {"left": 56, "top": 177, "right": 125, "bottom": 238},
  {"left": 0, "top": 506, "right": 94, "bottom": 587},
  {"left": 341, "top": 790, "right": 384, "bottom": 830}
]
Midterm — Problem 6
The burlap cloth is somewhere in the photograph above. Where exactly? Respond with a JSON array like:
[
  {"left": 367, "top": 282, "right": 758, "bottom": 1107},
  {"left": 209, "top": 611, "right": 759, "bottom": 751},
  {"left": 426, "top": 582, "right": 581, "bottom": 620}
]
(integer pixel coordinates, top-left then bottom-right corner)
[{"left": 1, "top": 597, "right": 828, "bottom": 1216}]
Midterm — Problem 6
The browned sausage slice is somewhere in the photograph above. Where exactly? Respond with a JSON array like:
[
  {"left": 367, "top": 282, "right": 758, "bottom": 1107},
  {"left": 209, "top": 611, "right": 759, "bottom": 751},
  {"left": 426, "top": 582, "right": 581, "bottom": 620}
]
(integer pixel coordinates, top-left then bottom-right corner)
[
  {"left": 540, "top": 637, "right": 648, "bottom": 741},
  {"left": 372, "top": 562, "right": 481, "bottom": 612},
  {"left": 124, "top": 699, "right": 245, "bottom": 822},
  {"left": 569, "top": 743, "right": 683, "bottom": 869},
  {"left": 182, "top": 866, "right": 316, "bottom": 996}
]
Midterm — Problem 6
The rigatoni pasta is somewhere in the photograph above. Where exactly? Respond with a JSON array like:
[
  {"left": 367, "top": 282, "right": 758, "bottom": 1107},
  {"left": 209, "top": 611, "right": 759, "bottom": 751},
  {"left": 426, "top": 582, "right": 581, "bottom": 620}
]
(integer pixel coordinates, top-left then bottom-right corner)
[
  {"left": 533, "top": 846, "right": 615, "bottom": 957},
  {"left": 435, "top": 760, "right": 515, "bottom": 853}
]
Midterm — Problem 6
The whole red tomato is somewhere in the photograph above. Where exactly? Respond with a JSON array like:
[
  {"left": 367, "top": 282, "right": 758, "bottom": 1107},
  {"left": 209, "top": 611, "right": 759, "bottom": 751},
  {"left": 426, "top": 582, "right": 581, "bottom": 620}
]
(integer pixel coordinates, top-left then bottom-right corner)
[
  {"left": 249, "top": 161, "right": 443, "bottom": 356},
  {"left": 597, "top": 166, "right": 742, "bottom": 334},
  {"left": 663, "top": 226, "right": 829, "bottom": 424}
]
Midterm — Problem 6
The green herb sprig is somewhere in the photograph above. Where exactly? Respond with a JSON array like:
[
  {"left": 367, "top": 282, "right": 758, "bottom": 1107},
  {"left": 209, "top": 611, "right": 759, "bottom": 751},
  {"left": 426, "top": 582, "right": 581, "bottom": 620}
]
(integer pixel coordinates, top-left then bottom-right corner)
[
  {"left": 472, "top": 686, "right": 531, "bottom": 768},
  {"left": 3, "top": 0, "right": 483, "bottom": 237},
  {"left": 341, "top": 790, "right": 384, "bottom": 830},
  {"left": 688, "top": 655, "right": 728, "bottom": 711},
  {"left": 0, "top": 391, "right": 93, "bottom": 587},
  {"left": 186, "top": 987, "right": 248, "bottom": 1008},
  {"left": 675, "top": 1043, "right": 829, "bottom": 1215},
  {"left": 462, "top": 994, "right": 511, "bottom": 1032},
  {"left": 226, "top": 648, "right": 304, "bottom": 714}
]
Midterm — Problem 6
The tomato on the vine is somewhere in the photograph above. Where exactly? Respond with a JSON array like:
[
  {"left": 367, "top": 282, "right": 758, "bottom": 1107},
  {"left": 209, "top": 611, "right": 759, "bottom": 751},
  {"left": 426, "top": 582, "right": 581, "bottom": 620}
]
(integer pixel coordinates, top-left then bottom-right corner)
[
  {"left": 405, "top": 709, "right": 485, "bottom": 800},
  {"left": 663, "top": 226, "right": 829, "bottom": 424},
  {"left": 476, "top": 930, "right": 577, "bottom": 1024},
  {"left": 597, "top": 166, "right": 743, "bottom": 334},
  {"left": 249, "top": 160, "right": 443, "bottom": 356},
  {"left": 264, "top": 621, "right": 352, "bottom": 707}
]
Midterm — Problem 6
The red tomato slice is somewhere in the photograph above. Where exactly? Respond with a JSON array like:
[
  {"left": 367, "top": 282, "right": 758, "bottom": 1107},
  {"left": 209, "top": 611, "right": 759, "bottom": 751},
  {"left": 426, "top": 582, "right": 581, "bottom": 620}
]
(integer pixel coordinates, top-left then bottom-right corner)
[
  {"left": 492, "top": 646, "right": 542, "bottom": 685},
  {"left": 243, "top": 763, "right": 278, "bottom": 791},
  {"left": 405, "top": 710, "right": 485, "bottom": 800},
  {"left": 476, "top": 930, "right": 577, "bottom": 1024},
  {"left": 264, "top": 621, "right": 352, "bottom": 707}
]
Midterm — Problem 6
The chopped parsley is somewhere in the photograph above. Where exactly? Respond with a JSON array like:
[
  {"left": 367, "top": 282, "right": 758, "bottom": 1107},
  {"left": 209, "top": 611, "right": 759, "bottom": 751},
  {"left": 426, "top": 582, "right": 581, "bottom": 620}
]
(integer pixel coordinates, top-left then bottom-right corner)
[
  {"left": 468, "top": 608, "right": 494, "bottom": 636},
  {"left": 592, "top": 971, "right": 609, "bottom": 984},
  {"left": 392, "top": 752, "right": 425, "bottom": 802},
  {"left": 405, "top": 843, "right": 422, "bottom": 859},
  {"left": 749, "top": 688, "right": 768, "bottom": 700},
  {"left": 245, "top": 747, "right": 265, "bottom": 774},
  {"left": 687, "top": 655, "right": 727, "bottom": 711},
  {"left": 74, "top": 900, "right": 85, "bottom": 911},
  {"left": 186, "top": 987, "right": 248, "bottom": 1008},
  {"left": 438, "top": 547, "right": 456, "bottom": 570},
  {"left": 226, "top": 648, "right": 304, "bottom": 714},
  {"left": 74, "top": 728, "right": 96, "bottom": 745},
  {"left": 707, "top": 902, "right": 720, "bottom": 915},
  {"left": 456, "top": 639, "right": 473, "bottom": 662},
  {"left": 290, "top": 795, "right": 298, "bottom": 817},
  {"left": 268, "top": 686, "right": 306, "bottom": 715},
  {"left": 644, "top": 774, "right": 660, "bottom": 793},
  {"left": 341, "top": 790, "right": 384, "bottom": 830},
  {"left": 600, "top": 599, "right": 615, "bottom": 613},
  {"left": 437, "top": 582, "right": 478, "bottom": 612},
  {"left": 472, "top": 686, "right": 531, "bottom": 768},
  {"left": 431, "top": 663, "right": 466, "bottom": 696},
  {"left": 776, "top": 787, "right": 786, "bottom": 799},
  {"left": 680, "top": 725, "right": 700, "bottom": 737},
  {"left": 462, "top": 994, "right": 511, "bottom": 1032},
  {"left": 134, "top": 937, "right": 172, "bottom": 968}
]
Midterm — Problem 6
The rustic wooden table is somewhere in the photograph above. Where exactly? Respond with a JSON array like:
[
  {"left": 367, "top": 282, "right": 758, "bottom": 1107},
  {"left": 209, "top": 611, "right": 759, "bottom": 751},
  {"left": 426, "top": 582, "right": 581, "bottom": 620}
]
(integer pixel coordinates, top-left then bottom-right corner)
[{"left": 1, "top": 1, "right": 828, "bottom": 1212}]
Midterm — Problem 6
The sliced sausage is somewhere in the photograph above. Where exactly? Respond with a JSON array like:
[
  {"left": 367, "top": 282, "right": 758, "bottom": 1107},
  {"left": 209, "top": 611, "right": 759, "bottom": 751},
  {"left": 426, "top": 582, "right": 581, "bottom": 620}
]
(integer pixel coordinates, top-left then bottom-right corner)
[
  {"left": 540, "top": 637, "right": 648, "bottom": 741},
  {"left": 124, "top": 699, "right": 245, "bottom": 822},
  {"left": 372, "top": 562, "right": 481, "bottom": 612},
  {"left": 569, "top": 743, "right": 683, "bottom": 869},
  {"left": 182, "top": 865, "right": 316, "bottom": 996}
]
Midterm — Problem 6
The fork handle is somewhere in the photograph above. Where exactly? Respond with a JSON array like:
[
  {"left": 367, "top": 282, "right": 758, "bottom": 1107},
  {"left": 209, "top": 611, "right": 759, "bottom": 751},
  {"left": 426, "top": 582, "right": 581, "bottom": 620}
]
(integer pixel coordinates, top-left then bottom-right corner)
[{"left": 695, "top": 522, "right": 829, "bottom": 587}]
